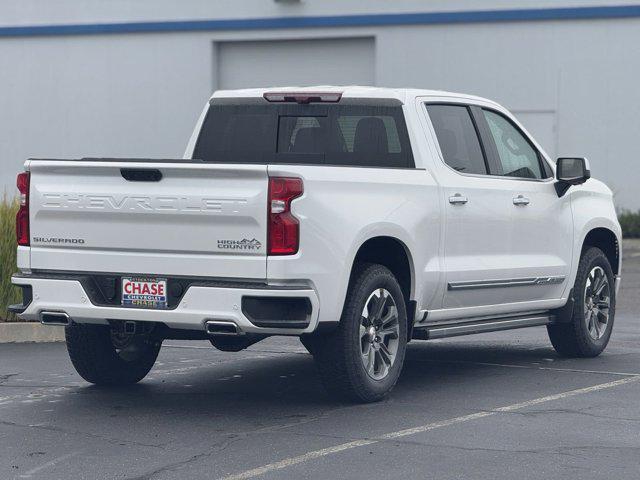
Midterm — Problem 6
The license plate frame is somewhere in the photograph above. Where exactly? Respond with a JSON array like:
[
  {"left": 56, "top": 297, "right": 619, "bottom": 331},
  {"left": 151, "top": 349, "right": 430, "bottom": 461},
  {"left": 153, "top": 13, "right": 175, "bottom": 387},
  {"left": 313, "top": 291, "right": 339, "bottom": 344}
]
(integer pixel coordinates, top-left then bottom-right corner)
[{"left": 121, "top": 277, "right": 168, "bottom": 309}]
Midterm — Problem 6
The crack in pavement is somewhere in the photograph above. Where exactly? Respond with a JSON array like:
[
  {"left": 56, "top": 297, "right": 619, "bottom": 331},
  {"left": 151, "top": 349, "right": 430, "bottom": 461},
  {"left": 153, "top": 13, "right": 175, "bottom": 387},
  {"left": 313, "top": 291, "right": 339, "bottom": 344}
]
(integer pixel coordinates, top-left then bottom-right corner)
[
  {"left": 0, "top": 373, "right": 18, "bottom": 385},
  {"left": 502, "top": 407, "right": 640, "bottom": 422},
  {"left": 0, "top": 420, "right": 167, "bottom": 449},
  {"left": 124, "top": 436, "right": 245, "bottom": 480},
  {"left": 118, "top": 401, "right": 371, "bottom": 479},
  {"left": 348, "top": 441, "right": 640, "bottom": 461}
]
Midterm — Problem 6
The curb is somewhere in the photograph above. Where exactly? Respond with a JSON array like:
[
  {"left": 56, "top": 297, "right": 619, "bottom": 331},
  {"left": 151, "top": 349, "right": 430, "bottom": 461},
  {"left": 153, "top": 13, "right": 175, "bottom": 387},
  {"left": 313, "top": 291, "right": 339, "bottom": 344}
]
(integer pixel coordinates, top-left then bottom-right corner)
[{"left": 0, "top": 322, "right": 65, "bottom": 343}]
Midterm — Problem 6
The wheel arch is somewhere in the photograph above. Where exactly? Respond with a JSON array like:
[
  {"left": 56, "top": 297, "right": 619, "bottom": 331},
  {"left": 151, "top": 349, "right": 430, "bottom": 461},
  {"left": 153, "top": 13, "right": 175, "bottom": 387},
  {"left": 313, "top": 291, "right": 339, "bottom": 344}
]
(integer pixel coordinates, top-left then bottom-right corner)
[
  {"left": 349, "top": 236, "right": 415, "bottom": 303},
  {"left": 343, "top": 235, "right": 416, "bottom": 343},
  {"left": 582, "top": 227, "right": 620, "bottom": 276}
]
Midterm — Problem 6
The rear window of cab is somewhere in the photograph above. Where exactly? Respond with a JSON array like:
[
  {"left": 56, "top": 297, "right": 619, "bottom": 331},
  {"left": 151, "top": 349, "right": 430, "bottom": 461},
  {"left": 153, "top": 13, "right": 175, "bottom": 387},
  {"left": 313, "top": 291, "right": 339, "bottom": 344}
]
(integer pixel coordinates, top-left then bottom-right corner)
[{"left": 193, "top": 99, "right": 414, "bottom": 169}]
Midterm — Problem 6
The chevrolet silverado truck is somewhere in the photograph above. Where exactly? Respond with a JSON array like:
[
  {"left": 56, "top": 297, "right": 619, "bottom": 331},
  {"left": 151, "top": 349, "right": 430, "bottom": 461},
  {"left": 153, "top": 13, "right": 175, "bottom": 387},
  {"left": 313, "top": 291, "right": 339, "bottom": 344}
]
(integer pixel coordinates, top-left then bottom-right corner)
[{"left": 10, "top": 87, "right": 621, "bottom": 402}]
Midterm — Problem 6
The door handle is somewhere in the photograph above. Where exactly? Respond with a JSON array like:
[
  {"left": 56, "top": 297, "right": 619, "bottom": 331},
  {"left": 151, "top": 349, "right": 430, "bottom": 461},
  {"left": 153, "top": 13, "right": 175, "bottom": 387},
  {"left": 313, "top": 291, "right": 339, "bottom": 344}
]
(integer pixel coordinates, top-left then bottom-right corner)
[
  {"left": 513, "top": 195, "right": 530, "bottom": 206},
  {"left": 449, "top": 193, "right": 468, "bottom": 205}
]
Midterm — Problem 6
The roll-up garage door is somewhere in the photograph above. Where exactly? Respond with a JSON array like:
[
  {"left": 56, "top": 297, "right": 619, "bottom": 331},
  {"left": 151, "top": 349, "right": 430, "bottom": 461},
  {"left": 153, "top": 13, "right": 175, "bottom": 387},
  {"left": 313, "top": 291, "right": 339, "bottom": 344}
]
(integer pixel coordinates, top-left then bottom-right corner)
[{"left": 216, "top": 37, "right": 375, "bottom": 89}]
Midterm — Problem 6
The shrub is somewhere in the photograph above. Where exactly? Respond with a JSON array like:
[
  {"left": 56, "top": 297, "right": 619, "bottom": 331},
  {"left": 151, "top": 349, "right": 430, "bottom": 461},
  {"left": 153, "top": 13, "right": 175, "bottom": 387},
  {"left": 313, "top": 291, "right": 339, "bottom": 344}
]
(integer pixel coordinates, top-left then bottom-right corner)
[
  {"left": 0, "top": 196, "right": 20, "bottom": 321},
  {"left": 618, "top": 210, "right": 640, "bottom": 239}
]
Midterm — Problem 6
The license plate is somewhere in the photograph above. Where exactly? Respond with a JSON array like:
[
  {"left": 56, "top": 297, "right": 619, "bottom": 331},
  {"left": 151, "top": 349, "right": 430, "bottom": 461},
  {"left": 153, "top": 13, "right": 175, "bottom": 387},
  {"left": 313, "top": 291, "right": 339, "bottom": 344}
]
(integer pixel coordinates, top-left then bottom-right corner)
[{"left": 121, "top": 277, "right": 168, "bottom": 309}]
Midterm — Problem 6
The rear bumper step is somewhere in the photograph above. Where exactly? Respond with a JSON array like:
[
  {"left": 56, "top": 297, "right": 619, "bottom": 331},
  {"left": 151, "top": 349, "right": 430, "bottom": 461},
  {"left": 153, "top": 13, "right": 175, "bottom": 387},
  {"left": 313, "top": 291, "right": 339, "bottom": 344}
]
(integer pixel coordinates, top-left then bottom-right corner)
[{"left": 413, "top": 313, "right": 553, "bottom": 340}]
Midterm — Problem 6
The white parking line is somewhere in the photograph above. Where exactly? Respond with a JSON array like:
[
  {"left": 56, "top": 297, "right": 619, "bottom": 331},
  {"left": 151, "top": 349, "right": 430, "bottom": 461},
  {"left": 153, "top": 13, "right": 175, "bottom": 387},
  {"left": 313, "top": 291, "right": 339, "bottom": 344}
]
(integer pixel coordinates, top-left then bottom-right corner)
[
  {"left": 18, "top": 451, "right": 81, "bottom": 478},
  {"left": 219, "top": 375, "right": 640, "bottom": 480}
]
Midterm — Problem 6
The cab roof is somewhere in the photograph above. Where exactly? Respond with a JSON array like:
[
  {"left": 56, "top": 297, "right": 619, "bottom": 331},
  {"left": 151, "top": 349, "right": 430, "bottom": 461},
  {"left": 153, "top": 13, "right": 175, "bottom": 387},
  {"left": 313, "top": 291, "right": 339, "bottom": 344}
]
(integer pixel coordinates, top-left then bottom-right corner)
[{"left": 211, "top": 85, "right": 499, "bottom": 107}]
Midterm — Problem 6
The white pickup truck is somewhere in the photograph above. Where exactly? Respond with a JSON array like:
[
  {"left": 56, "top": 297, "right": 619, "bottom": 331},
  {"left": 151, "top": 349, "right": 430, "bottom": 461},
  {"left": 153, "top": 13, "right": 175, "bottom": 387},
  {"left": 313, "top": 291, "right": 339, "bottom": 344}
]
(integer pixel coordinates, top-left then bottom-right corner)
[{"left": 11, "top": 86, "right": 621, "bottom": 402}]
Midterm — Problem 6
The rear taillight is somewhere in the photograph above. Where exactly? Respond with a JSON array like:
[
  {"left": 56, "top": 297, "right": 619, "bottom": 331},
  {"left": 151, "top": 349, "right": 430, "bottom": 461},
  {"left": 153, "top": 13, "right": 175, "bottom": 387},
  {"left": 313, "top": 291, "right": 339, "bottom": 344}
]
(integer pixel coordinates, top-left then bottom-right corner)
[
  {"left": 16, "top": 172, "right": 30, "bottom": 246},
  {"left": 268, "top": 177, "right": 303, "bottom": 255}
]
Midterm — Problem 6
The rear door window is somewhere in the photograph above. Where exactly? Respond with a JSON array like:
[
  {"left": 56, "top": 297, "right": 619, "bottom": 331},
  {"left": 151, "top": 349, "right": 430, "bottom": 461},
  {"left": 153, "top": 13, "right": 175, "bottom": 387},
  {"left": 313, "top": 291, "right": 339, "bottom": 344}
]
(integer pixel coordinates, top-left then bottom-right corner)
[
  {"left": 426, "top": 104, "right": 488, "bottom": 175},
  {"left": 193, "top": 102, "right": 414, "bottom": 168}
]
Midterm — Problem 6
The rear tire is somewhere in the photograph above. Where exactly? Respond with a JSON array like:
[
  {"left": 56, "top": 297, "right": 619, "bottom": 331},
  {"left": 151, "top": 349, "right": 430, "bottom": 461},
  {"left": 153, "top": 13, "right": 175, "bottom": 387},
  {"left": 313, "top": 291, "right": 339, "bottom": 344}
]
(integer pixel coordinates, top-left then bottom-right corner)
[
  {"left": 312, "top": 263, "right": 407, "bottom": 403},
  {"left": 547, "top": 247, "right": 615, "bottom": 357},
  {"left": 66, "top": 323, "right": 161, "bottom": 385}
]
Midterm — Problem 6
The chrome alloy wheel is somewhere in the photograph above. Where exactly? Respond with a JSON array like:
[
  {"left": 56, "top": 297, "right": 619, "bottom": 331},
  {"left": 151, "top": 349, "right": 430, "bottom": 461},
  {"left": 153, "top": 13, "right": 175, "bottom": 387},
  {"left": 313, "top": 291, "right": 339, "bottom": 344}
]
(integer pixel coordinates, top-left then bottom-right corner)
[
  {"left": 584, "top": 266, "right": 611, "bottom": 340},
  {"left": 359, "top": 288, "right": 400, "bottom": 380}
]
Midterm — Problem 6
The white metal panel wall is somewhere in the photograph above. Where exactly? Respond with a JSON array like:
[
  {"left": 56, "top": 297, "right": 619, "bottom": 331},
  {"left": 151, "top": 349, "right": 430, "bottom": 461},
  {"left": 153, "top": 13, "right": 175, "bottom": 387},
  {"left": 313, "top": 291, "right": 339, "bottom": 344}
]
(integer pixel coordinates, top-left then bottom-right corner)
[
  {"left": 216, "top": 38, "right": 375, "bottom": 89},
  {"left": 0, "top": 33, "right": 212, "bottom": 195}
]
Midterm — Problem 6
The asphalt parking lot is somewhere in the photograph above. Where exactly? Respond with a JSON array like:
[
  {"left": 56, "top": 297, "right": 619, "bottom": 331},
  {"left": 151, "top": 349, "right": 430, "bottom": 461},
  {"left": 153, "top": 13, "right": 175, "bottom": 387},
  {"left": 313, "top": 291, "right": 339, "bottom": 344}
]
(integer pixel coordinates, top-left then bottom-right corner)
[{"left": 2, "top": 246, "right": 639, "bottom": 480}]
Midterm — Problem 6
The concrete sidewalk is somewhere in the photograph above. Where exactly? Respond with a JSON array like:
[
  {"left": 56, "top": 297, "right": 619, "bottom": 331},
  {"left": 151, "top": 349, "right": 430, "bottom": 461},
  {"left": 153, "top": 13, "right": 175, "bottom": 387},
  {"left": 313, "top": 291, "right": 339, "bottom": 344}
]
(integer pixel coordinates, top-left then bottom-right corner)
[{"left": 0, "top": 322, "right": 64, "bottom": 343}]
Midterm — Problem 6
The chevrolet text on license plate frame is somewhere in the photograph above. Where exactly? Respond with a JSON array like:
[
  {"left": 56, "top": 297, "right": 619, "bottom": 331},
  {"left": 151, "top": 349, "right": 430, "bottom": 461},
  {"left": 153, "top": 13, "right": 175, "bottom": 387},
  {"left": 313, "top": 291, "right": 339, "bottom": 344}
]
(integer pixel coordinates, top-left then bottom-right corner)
[{"left": 121, "top": 277, "right": 168, "bottom": 309}]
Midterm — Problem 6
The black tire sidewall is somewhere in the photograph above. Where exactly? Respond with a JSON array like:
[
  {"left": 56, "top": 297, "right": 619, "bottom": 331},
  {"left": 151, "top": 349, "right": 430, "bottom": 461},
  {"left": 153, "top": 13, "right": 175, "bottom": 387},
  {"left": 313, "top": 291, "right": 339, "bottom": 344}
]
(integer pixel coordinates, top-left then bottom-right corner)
[
  {"left": 66, "top": 323, "right": 160, "bottom": 385},
  {"left": 572, "top": 247, "right": 616, "bottom": 354},
  {"left": 342, "top": 264, "right": 408, "bottom": 400}
]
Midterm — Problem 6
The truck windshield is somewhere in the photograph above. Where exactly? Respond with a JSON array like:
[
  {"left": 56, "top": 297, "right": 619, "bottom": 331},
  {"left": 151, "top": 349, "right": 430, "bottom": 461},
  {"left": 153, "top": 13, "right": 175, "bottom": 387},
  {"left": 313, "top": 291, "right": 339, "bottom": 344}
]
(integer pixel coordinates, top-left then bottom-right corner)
[{"left": 193, "top": 101, "right": 414, "bottom": 168}]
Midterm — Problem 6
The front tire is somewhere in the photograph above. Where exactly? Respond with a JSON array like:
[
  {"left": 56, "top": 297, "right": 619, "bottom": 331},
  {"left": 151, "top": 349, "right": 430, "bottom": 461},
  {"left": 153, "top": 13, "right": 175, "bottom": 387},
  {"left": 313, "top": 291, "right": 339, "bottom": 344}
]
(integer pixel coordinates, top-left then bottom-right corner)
[
  {"left": 547, "top": 247, "right": 615, "bottom": 357},
  {"left": 312, "top": 263, "right": 408, "bottom": 403},
  {"left": 66, "top": 323, "right": 161, "bottom": 385}
]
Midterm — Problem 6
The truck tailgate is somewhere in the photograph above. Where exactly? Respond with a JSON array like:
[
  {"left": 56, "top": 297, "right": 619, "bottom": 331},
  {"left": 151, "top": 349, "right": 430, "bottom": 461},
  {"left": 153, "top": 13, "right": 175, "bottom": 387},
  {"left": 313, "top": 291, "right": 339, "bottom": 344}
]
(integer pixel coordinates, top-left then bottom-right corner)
[{"left": 28, "top": 159, "right": 268, "bottom": 278}]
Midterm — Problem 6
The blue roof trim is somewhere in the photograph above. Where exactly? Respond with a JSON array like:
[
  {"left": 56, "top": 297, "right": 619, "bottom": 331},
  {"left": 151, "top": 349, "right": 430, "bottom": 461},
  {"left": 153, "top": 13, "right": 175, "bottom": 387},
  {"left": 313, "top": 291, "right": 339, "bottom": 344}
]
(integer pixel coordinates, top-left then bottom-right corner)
[{"left": 2, "top": 4, "right": 640, "bottom": 37}]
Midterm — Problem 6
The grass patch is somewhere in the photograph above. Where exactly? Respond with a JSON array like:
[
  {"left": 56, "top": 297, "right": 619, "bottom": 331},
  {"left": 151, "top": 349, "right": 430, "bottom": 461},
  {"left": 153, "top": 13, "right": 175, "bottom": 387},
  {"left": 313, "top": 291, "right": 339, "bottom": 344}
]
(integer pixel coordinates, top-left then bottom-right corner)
[
  {"left": 1, "top": 196, "right": 20, "bottom": 321},
  {"left": 618, "top": 210, "right": 640, "bottom": 239}
]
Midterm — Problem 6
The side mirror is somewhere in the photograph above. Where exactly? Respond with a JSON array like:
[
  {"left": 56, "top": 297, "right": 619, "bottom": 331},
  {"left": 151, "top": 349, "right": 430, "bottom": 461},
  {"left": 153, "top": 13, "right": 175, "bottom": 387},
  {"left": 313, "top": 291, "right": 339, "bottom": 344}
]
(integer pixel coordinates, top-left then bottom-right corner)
[{"left": 555, "top": 157, "right": 590, "bottom": 196}]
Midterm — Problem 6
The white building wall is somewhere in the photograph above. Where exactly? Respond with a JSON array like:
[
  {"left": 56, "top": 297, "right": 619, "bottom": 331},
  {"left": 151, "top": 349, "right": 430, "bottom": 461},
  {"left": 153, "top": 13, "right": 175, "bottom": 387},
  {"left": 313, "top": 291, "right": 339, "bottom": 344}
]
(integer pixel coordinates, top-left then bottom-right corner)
[
  {"left": 1, "top": 1, "right": 639, "bottom": 208},
  {"left": 0, "top": 33, "right": 212, "bottom": 182}
]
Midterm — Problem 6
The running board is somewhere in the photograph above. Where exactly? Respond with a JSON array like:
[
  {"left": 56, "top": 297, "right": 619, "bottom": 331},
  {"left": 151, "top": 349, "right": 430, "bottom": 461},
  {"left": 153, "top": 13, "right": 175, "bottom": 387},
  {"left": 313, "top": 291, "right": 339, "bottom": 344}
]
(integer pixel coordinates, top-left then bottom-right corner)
[{"left": 412, "top": 313, "right": 553, "bottom": 340}]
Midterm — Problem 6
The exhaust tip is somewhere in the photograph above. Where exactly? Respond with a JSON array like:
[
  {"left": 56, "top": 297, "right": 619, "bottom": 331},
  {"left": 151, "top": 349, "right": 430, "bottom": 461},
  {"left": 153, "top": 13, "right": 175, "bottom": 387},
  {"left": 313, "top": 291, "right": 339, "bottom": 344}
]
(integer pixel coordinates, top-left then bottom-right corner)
[
  {"left": 40, "top": 311, "right": 70, "bottom": 326},
  {"left": 205, "top": 320, "right": 241, "bottom": 336}
]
